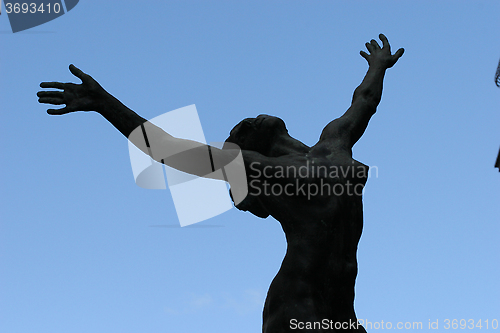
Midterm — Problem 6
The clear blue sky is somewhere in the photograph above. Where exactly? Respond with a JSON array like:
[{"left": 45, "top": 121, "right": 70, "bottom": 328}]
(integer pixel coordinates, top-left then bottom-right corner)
[{"left": 1, "top": 1, "right": 499, "bottom": 332}]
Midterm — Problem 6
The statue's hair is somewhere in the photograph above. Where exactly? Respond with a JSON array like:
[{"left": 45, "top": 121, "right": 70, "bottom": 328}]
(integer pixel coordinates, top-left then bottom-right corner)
[{"left": 223, "top": 119, "right": 259, "bottom": 152}]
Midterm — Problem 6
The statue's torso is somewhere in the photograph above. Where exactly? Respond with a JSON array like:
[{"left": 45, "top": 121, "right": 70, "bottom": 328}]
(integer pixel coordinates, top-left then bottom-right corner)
[{"left": 253, "top": 145, "right": 368, "bottom": 332}]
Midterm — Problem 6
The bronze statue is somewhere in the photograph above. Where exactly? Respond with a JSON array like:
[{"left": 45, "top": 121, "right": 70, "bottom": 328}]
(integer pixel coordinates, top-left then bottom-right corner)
[{"left": 38, "top": 34, "right": 404, "bottom": 332}]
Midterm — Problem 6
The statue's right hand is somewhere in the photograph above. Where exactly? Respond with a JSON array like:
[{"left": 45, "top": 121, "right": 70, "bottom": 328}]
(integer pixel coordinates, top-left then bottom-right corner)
[{"left": 37, "top": 64, "right": 108, "bottom": 115}]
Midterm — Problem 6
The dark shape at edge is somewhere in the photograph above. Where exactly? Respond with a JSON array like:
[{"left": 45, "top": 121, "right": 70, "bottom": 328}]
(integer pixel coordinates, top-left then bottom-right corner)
[
  {"left": 64, "top": 0, "right": 79, "bottom": 12},
  {"left": 496, "top": 58, "right": 500, "bottom": 87},
  {"left": 495, "top": 147, "right": 500, "bottom": 171}
]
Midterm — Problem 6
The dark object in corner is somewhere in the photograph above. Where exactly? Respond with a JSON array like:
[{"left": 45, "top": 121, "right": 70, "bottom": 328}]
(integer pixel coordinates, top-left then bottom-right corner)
[
  {"left": 495, "top": 58, "right": 500, "bottom": 87},
  {"left": 495, "top": 147, "right": 500, "bottom": 171}
]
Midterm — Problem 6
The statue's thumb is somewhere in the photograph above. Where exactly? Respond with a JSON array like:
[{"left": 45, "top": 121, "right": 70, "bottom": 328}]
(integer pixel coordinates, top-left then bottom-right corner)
[{"left": 69, "top": 64, "right": 86, "bottom": 80}]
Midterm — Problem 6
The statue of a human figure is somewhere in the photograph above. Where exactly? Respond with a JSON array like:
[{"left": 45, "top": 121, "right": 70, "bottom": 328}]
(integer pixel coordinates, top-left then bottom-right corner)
[{"left": 38, "top": 34, "right": 403, "bottom": 332}]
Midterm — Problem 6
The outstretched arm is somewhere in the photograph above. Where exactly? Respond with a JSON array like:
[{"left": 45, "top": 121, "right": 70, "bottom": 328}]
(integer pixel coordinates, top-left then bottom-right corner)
[
  {"left": 319, "top": 34, "right": 404, "bottom": 148},
  {"left": 37, "top": 65, "right": 240, "bottom": 179},
  {"left": 38, "top": 65, "right": 252, "bottom": 204}
]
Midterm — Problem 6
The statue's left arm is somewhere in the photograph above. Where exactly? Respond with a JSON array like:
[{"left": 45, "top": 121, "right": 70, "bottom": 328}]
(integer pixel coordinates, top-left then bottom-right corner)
[
  {"left": 37, "top": 65, "right": 243, "bottom": 181},
  {"left": 319, "top": 34, "right": 404, "bottom": 148}
]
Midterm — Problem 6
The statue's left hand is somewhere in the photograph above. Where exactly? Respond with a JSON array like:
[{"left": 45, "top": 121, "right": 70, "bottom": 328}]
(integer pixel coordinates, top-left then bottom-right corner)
[
  {"left": 360, "top": 34, "right": 404, "bottom": 69},
  {"left": 37, "top": 64, "right": 109, "bottom": 115}
]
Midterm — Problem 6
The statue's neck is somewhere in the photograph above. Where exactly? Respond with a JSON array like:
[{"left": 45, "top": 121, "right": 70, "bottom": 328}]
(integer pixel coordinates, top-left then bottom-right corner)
[{"left": 268, "top": 135, "right": 310, "bottom": 157}]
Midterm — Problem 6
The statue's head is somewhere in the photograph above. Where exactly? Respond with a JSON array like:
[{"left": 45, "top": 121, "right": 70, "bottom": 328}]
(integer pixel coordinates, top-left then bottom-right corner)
[
  {"left": 224, "top": 114, "right": 288, "bottom": 156},
  {"left": 223, "top": 114, "right": 288, "bottom": 219}
]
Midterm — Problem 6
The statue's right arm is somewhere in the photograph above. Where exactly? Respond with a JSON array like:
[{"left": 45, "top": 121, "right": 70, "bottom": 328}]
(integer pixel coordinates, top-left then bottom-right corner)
[{"left": 37, "top": 65, "right": 242, "bottom": 180}]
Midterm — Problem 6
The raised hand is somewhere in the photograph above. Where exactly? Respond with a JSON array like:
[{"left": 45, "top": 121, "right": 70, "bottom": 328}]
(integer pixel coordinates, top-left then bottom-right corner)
[
  {"left": 360, "top": 34, "right": 404, "bottom": 69},
  {"left": 37, "top": 64, "right": 109, "bottom": 115}
]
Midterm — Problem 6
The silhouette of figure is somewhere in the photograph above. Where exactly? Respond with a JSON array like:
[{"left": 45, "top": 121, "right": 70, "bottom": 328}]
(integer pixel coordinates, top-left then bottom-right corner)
[{"left": 38, "top": 34, "right": 404, "bottom": 332}]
